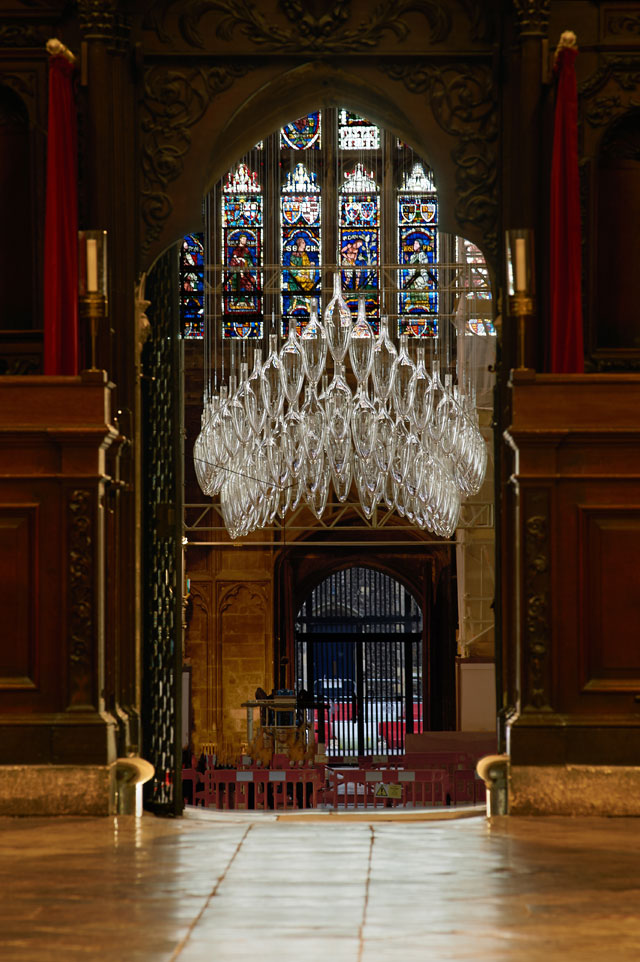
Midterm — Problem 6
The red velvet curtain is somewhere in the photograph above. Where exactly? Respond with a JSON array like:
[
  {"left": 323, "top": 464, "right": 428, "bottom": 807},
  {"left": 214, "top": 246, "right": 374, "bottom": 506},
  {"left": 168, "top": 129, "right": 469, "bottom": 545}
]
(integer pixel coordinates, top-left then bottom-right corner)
[
  {"left": 549, "top": 45, "right": 584, "bottom": 373},
  {"left": 43, "top": 56, "right": 78, "bottom": 376}
]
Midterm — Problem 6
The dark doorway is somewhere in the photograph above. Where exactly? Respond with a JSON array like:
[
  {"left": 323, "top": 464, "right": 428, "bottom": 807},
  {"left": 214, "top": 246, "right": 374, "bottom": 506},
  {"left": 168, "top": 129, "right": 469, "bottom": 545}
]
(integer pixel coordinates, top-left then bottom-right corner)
[{"left": 295, "top": 566, "right": 423, "bottom": 759}]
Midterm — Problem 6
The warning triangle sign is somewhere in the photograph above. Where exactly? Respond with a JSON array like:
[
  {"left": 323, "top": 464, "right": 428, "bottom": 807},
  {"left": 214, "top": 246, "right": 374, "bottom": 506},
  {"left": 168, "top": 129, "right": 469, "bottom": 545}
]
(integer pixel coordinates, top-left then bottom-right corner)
[{"left": 375, "top": 783, "right": 389, "bottom": 798}]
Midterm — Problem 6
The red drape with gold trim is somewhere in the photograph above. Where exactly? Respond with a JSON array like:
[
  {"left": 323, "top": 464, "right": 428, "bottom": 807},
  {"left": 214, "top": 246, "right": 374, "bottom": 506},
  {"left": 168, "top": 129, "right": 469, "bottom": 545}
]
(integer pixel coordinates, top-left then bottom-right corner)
[
  {"left": 43, "top": 56, "right": 78, "bottom": 376},
  {"left": 549, "top": 45, "right": 584, "bottom": 373}
]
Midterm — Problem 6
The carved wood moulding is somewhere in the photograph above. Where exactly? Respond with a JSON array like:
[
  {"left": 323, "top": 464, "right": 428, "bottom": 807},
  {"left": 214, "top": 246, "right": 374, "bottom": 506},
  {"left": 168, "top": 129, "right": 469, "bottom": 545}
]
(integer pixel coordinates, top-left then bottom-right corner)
[
  {"left": 384, "top": 59, "right": 498, "bottom": 259},
  {"left": 78, "top": 0, "right": 133, "bottom": 48},
  {"left": 512, "top": 0, "right": 550, "bottom": 37},
  {"left": 140, "top": 61, "right": 254, "bottom": 255},
  {"left": 143, "top": 0, "right": 460, "bottom": 53},
  {"left": 67, "top": 488, "right": 94, "bottom": 708},
  {"left": 601, "top": 6, "right": 640, "bottom": 43},
  {"left": 580, "top": 55, "right": 640, "bottom": 130},
  {"left": 522, "top": 491, "right": 552, "bottom": 712}
]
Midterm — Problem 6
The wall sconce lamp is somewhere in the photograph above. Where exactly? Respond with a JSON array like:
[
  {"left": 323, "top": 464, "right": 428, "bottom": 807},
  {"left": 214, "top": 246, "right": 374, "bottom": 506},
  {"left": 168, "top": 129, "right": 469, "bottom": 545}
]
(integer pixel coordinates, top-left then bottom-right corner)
[
  {"left": 78, "top": 229, "right": 108, "bottom": 371},
  {"left": 506, "top": 229, "right": 535, "bottom": 370}
]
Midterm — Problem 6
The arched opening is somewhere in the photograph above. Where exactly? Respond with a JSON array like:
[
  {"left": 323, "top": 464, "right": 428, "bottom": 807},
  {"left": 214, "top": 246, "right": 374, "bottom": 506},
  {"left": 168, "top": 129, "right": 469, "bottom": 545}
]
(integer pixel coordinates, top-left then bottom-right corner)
[
  {"left": 143, "top": 102, "right": 496, "bottom": 808},
  {"left": 294, "top": 565, "right": 424, "bottom": 759}
]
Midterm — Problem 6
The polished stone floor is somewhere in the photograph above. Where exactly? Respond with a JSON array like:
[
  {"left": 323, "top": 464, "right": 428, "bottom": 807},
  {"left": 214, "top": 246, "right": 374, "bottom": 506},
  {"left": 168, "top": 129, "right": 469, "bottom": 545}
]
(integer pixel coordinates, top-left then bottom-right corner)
[{"left": 2, "top": 809, "right": 640, "bottom": 961}]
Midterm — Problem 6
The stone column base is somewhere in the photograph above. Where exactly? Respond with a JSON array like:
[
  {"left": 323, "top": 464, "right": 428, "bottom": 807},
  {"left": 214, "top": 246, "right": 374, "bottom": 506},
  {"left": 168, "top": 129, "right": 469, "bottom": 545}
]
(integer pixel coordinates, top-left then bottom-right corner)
[
  {"left": 0, "top": 765, "right": 115, "bottom": 816},
  {"left": 510, "top": 764, "right": 640, "bottom": 816}
]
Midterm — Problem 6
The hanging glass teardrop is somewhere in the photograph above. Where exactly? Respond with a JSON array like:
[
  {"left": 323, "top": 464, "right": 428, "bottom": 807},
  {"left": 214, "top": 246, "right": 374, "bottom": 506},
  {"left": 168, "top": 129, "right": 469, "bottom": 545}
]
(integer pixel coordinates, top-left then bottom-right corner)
[
  {"left": 300, "top": 302, "right": 327, "bottom": 385},
  {"left": 279, "top": 321, "right": 304, "bottom": 405},
  {"left": 323, "top": 272, "right": 352, "bottom": 363},
  {"left": 372, "top": 315, "right": 397, "bottom": 404},
  {"left": 349, "top": 296, "right": 374, "bottom": 385}
]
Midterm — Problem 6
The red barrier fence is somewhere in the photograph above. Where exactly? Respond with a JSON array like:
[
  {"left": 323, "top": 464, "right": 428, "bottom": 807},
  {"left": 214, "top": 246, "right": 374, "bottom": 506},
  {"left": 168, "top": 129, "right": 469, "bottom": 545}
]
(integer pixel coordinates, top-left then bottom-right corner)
[
  {"left": 326, "top": 768, "right": 449, "bottom": 809},
  {"left": 193, "top": 767, "right": 322, "bottom": 811}
]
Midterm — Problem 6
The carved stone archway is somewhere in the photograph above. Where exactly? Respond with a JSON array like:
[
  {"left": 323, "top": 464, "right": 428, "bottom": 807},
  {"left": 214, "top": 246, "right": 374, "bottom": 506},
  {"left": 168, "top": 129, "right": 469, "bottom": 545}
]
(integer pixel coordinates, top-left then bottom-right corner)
[{"left": 138, "top": 6, "right": 499, "bottom": 272}]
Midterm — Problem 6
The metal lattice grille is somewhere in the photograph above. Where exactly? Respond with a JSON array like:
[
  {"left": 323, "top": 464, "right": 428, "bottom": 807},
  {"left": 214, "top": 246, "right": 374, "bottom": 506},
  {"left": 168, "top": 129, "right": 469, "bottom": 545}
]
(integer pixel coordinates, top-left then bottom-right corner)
[
  {"left": 295, "top": 567, "right": 424, "bottom": 758},
  {"left": 142, "top": 245, "right": 183, "bottom": 814}
]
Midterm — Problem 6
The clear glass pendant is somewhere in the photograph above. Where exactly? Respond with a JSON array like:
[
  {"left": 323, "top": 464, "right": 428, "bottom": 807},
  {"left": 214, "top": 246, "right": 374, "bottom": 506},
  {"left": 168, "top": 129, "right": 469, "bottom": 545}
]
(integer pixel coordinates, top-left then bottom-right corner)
[
  {"left": 393, "top": 335, "right": 416, "bottom": 419},
  {"left": 351, "top": 387, "right": 377, "bottom": 460},
  {"left": 279, "top": 321, "right": 304, "bottom": 405},
  {"left": 349, "top": 296, "right": 374, "bottom": 385},
  {"left": 372, "top": 315, "right": 397, "bottom": 405},
  {"left": 260, "top": 333, "right": 283, "bottom": 419},
  {"left": 323, "top": 272, "right": 352, "bottom": 363},
  {"left": 409, "top": 346, "right": 433, "bottom": 432},
  {"left": 300, "top": 302, "right": 327, "bottom": 386},
  {"left": 324, "top": 363, "right": 353, "bottom": 443}
]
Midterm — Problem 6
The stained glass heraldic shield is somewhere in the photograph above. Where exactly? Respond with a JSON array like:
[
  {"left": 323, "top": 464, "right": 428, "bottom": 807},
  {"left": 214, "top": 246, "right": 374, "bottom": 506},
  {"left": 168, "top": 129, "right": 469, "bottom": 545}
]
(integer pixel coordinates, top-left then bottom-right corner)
[{"left": 179, "top": 109, "right": 490, "bottom": 340}]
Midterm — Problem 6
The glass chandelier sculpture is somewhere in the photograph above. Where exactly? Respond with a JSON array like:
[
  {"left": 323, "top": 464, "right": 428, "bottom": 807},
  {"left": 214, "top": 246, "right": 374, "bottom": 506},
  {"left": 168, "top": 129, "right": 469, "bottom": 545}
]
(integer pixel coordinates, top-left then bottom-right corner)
[{"left": 193, "top": 274, "right": 488, "bottom": 541}]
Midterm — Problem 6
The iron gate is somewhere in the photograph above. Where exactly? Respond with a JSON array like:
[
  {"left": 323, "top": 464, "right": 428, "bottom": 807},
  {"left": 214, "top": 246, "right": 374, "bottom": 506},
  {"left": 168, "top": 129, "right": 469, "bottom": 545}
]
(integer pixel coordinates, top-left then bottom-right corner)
[
  {"left": 141, "top": 245, "right": 184, "bottom": 815},
  {"left": 295, "top": 567, "right": 424, "bottom": 758}
]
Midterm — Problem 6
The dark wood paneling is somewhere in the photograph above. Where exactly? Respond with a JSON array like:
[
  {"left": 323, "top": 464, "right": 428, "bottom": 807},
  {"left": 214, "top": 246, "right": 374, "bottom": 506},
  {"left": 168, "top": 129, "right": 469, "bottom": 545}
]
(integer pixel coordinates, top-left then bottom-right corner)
[
  {"left": 0, "top": 506, "right": 38, "bottom": 689},
  {"left": 580, "top": 507, "right": 640, "bottom": 691},
  {"left": 507, "top": 374, "right": 640, "bottom": 766}
]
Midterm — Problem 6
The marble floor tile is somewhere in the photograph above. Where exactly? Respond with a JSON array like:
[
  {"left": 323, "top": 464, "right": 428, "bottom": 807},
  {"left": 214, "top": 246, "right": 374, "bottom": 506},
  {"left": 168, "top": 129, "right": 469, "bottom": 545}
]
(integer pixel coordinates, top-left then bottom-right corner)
[{"left": 3, "top": 813, "right": 640, "bottom": 961}]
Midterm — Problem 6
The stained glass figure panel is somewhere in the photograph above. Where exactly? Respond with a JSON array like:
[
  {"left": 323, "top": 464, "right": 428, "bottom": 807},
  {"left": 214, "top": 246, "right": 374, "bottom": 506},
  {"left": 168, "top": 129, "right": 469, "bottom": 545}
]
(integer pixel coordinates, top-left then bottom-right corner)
[
  {"left": 397, "top": 176, "right": 438, "bottom": 337},
  {"left": 339, "top": 164, "right": 380, "bottom": 321},
  {"left": 281, "top": 163, "right": 322, "bottom": 333},
  {"left": 340, "top": 196, "right": 379, "bottom": 321},
  {"left": 280, "top": 112, "right": 321, "bottom": 150},
  {"left": 180, "top": 233, "right": 204, "bottom": 339},
  {"left": 338, "top": 109, "right": 380, "bottom": 150},
  {"left": 221, "top": 163, "right": 263, "bottom": 337}
]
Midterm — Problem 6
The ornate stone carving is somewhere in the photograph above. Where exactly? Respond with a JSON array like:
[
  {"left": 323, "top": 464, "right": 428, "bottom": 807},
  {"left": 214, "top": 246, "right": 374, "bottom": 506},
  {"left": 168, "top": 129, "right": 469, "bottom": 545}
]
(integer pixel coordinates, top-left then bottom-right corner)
[
  {"left": 523, "top": 507, "right": 551, "bottom": 711},
  {"left": 219, "top": 581, "right": 267, "bottom": 614},
  {"left": 140, "top": 62, "right": 252, "bottom": 254},
  {"left": 605, "top": 13, "right": 640, "bottom": 38},
  {"left": 384, "top": 61, "right": 498, "bottom": 259},
  {"left": 512, "top": 0, "right": 550, "bottom": 37},
  {"left": 68, "top": 489, "right": 94, "bottom": 707},
  {"left": 455, "top": 0, "right": 496, "bottom": 43},
  {"left": 580, "top": 56, "right": 640, "bottom": 98},
  {"left": 149, "top": 0, "right": 452, "bottom": 51},
  {"left": 0, "top": 353, "right": 41, "bottom": 376},
  {"left": 580, "top": 57, "right": 640, "bottom": 130},
  {"left": 0, "top": 24, "right": 47, "bottom": 46},
  {"left": 78, "top": 0, "right": 132, "bottom": 48},
  {"left": 0, "top": 70, "right": 36, "bottom": 104}
]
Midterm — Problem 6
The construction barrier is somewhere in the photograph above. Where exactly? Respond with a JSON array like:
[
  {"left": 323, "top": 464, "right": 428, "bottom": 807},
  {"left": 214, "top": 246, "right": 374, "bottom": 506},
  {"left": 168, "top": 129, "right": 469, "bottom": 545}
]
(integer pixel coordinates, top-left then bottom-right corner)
[
  {"left": 194, "top": 767, "right": 323, "bottom": 811},
  {"left": 325, "top": 768, "right": 450, "bottom": 809},
  {"left": 182, "top": 763, "right": 483, "bottom": 811}
]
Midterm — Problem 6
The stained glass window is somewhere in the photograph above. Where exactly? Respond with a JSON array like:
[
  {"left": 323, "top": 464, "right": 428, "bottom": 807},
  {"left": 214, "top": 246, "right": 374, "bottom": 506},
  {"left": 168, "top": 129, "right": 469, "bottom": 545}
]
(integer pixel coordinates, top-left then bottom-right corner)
[
  {"left": 339, "top": 163, "right": 380, "bottom": 324},
  {"left": 281, "top": 163, "right": 321, "bottom": 334},
  {"left": 180, "top": 233, "right": 205, "bottom": 339},
  {"left": 338, "top": 109, "right": 380, "bottom": 150},
  {"left": 459, "top": 238, "right": 495, "bottom": 335},
  {"left": 221, "top": 163, "right": 263, "bottom": 338},
  {"left": 280, "top": 112, "right": 321, "bottom": 150},
  {"left": 397, "top": 163, "right": 438, "bottom": 337}
]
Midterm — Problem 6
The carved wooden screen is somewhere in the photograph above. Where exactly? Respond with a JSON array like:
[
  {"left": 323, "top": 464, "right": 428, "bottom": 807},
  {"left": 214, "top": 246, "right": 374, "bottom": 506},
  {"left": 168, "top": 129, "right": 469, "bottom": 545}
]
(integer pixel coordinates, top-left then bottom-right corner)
[{"left": 142, "top": 244, "right": 184, "bottom": 815}]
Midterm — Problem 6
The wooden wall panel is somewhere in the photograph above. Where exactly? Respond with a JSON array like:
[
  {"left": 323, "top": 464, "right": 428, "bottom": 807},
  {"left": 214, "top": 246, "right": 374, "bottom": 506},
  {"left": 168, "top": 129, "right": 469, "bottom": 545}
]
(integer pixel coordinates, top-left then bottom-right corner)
[
  {"left": 580, "top": 507, "right": 640, "bottom": 691},
  {"left": 0, "top": 506, "right": 37, "bottom": 689},
  {"left": 507, "top": 374, "right": 640, "bottom": 768}
]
